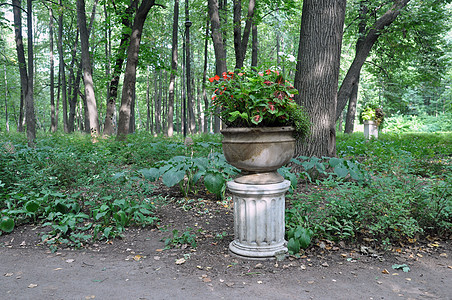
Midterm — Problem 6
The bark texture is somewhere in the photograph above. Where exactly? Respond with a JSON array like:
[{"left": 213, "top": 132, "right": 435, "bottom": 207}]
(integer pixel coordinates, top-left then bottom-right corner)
[
  {"left": 167, "top": 0, "right": 179, "bottom": 137},
  {"left": 77, "top": 0, "right": 100, "bottom": 137},
  {"left": 294, "top": 0, "right": 346, "bottom": 158},
  {"left": 117, "top": 0, "right": 157, "bottom": 140},
  {"left": 233, "top": 0, "right": 255, "bottom": 69},
  {"left": 208, "top": 0, "right": 226, "bottom": 133},
  {"left": 12, "top": 0, "right": 28, "bottom": 134},
  {"left": 103, "top": 0, "right": 139, "bottom": 136}
]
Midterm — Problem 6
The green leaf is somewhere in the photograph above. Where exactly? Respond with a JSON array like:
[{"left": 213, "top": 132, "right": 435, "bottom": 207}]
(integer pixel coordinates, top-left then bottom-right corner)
[
  {"left": 287, "top": 237, "right": 300, "bottom": 255},
  {"left": 138, "top": 168, "right": 160, "bottom": 181},
  {"left": 299, "top": 230, "right": 312, "bottom": 249},
  {"left": 328, "top": 157, "right": 343, "bottom": 168},
  {"left": 204, "top": 173, "right": 226, "bottom": 197},
  {"left": 0, "top": 216, "right": 15, "bottom": 233},
  {"left": 334, "top": 163, "right": 349, "bottom": 178},
  {"left": 25, "top": 201, "right": 40, "bottom": 213},
  {"left": 162, "top": 169, "right": 186, "bottom": 187}
]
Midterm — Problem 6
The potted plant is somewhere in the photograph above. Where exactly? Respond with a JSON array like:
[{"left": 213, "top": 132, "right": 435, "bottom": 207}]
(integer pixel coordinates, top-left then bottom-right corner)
[
  {"left": 359, "top": 103, "right": 384, "bottom": 139},
  {"left": 208, "top": 67, "right": 310, "bottom": 259},
  {"left": 208, "top": 67, "right": 310, "bottom": 184}
]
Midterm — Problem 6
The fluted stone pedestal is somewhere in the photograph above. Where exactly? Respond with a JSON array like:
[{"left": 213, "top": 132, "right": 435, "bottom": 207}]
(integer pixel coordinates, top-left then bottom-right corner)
[
  {"left": 364, "top": 120, "right": 379, "bottom": 139},
  {"left": 228, "top": 180, "right": 289, "bottom": 259}
]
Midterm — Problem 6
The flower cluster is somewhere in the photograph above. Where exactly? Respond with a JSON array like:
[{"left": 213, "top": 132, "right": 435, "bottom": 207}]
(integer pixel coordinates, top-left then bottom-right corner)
[
  {"left": 208, "top": 68, "right": 309, "bottom": 137},
  {"left": 360, "top": 104, "right": 385, "bottom": 126}
]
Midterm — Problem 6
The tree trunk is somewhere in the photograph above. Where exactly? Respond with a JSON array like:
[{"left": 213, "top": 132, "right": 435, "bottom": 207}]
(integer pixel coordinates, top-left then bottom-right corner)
[
  {"left": 208, "top": 0, "right": 226, "bottom": 133},
  {"left": 336, "top": 0, "right": 411, "bottom": 121},
  {"left": 202, "top": 18, "right": 210, "bottom": 133},
  {"left": 167, "top": 0, "right": 179, "bottom": 137},
  {"left": 185, "top": 0, "right": 195, "bottom": 134},
  {"left": 344, "top": 74, "right": 359, "bottom": 133},
  {"left": 117, "top": 0, "right": 157, "bottom": 140},
  {"left": 251, "top": 20, "right": 258, "bottom": 68},
  {"left": 233, "top": 0, "right": 255, "bottom": 69},
  {"left": 12, "top": 0, "right": 28, "bottom": 134},
  {"left": 294, "top": 0, "right": 346, "bottom": 158},
  {"left": 344, "top": 2, "right": 368, "bottom": 134},
  {"left": 77, "top": 0, "right": 100, "bottom": 137},
  {"left": 49, "top": 6, "right": 57, "bottom": 133},
  {"left": 103, "top": 0, "right": 139, "bottom": 136},
  {"left": 157, "top": 69, "right": 162, "bottom": 134},
  {"left": 26, "top": 0, "right": 36, "bottom": 146},
  {"left": 67, "top": 28, "right": 78, "bottom": 133},
  {"left": 3, "top": 58, "right": 9, "bottom": 132},
  {"left": 146, "top": 66, "right": 151, "bottom": 131}
]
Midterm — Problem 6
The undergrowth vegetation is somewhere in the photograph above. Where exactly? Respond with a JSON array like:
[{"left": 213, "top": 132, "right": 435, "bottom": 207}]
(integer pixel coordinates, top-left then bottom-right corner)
[{"left": 1, "top": 131, "right": 451, "bottom": 255}]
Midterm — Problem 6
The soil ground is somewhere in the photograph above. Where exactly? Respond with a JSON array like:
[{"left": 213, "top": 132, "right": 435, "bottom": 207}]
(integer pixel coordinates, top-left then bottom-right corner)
[{"left": 1, "top": 191, "right": 451, "bottom": 300}]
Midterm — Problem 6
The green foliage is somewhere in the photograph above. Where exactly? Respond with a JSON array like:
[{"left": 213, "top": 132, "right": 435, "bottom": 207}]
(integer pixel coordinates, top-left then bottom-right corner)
[
  {"left": 208, "top": 67, "right": 310, "bottom": 138},
  {"left": 140, "top": 152, "right": 238, "bottom": 199},
  {"left": 164, "top": 228, "right": 197, "bottom": 249},
  {"left": 286, "top": 226, "right": 313, "bottom": 255},
  {"left": 0, "top": 216, "right": 14, "bottom": 233},
  {"left": 291, "top": 156, "right": 370, "bottom": 184},
  {"left": 287, "top": 133, "right": 452, "bottom": 249}
]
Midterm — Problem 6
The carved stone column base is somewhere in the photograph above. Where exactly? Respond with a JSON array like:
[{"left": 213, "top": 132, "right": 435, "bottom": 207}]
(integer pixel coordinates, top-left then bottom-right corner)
[{"left": 228, "top": 180, "right": 289, "bottom": 260}]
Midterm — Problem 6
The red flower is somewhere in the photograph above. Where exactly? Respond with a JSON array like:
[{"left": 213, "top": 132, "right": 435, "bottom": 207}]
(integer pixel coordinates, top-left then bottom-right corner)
[
  {"left": 209, "top": 75, "right": 220, "bottom": 82},
  {"left": 266, "top": 69, "right": 271, "bottom": 75},
  {"left": 253, "top": 115, "right": 261, "bottom": 122},
  {"left": 264, "top": 80, "right": 272, "bottom": 86}
]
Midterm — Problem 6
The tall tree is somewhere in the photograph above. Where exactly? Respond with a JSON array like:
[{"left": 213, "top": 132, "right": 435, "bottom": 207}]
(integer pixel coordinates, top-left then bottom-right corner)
[
  {"left": 294, "top": 0, "right": 346, "bottom": 157},
  {"left": 117, "top": 0, "right": 161, "bottom": 140},
  {"left": 185, "top": 0, "right": 195, "bottom": 133},
  {"left": 77, "top": 0, "right": 100, "bottom": 137},
  {"left": 13, "top": 0, "right": 36, "bottom": 145},
  {"left": 336, "top": 0, "right": 411, "bottom": 121},
  {"left": 103, "top": 0, "right": 139, "bottom": 136},
  {"left": 208, "top": 0, "right": 226, "bottom": 132},
  {"left": 233, "top": 0, "right": 255, "bottom": 69},
  {"left": 26, "top": 0, "right": 36, "bottom": 145},
  {"left": 344, "top": 2, "right": 367, "bottom": 134},
  {"left": 167, "top": 0, "right": 179, "bottom": 137},
  {"left": 12, "top": 0, "right": 28, "bottom": 134},
  {"left": 49, "top": 5, "right": 57, "bottom": 132}
]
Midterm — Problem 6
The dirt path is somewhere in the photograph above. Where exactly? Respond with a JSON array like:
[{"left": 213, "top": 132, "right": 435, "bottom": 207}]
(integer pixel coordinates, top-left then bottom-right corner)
[
  {"left": 1, "top": 201, "right": 451, "bottom": 299},
  {"left": 1, "top": 228, "right": 451, "bottom": 300}
]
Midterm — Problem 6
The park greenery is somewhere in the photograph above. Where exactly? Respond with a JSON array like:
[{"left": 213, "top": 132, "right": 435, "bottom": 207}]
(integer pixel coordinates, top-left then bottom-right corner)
[
  {"left": 0, "top": 0, "right": 451, "bottom": 255},
  {"left": 1, "top": 130, "right": 450, "bottom": 254}
]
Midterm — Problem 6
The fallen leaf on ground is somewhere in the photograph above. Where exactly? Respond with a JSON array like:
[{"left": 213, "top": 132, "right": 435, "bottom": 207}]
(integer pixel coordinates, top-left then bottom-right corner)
[
  {"left": 175, "top": 258, "right": 186, "bottom": 265},
  {"left": 382, "top": 269, "right": 390, "bottom": 274},
  {"left": 203, "top": 277, "right": 212, "bottom": 283},
  {"left": 392, "top": 264, "right": 410, "bottom": 272},
  {"left": 133, "top": 255, "right": 142, "bottom": 261},
  {"left": 65, "top": 259, "right": 75, "bottom": 263},
  {"left": 4, "top": 273, "right": 13, "bottom": 277},
  {"left": 28, "top": 284, "right": 38, "bottom": 288},
  {"left": 53, "top": 268, "right": 63, "bottom": 271},
  {"left": 439, "top": 253, "right": 447, "bottom": 258}
]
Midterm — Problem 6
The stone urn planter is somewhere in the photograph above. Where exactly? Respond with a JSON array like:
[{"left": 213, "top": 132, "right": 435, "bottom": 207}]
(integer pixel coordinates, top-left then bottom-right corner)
[
  {"left": 221, "top": 126, "right": 295, "bottom": 184},
  {"left": 221, "top": 126, "right": 295, "bottom": 259},
  {"left": 364, "top": 120, "right": 379, "bottom": 139}
]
